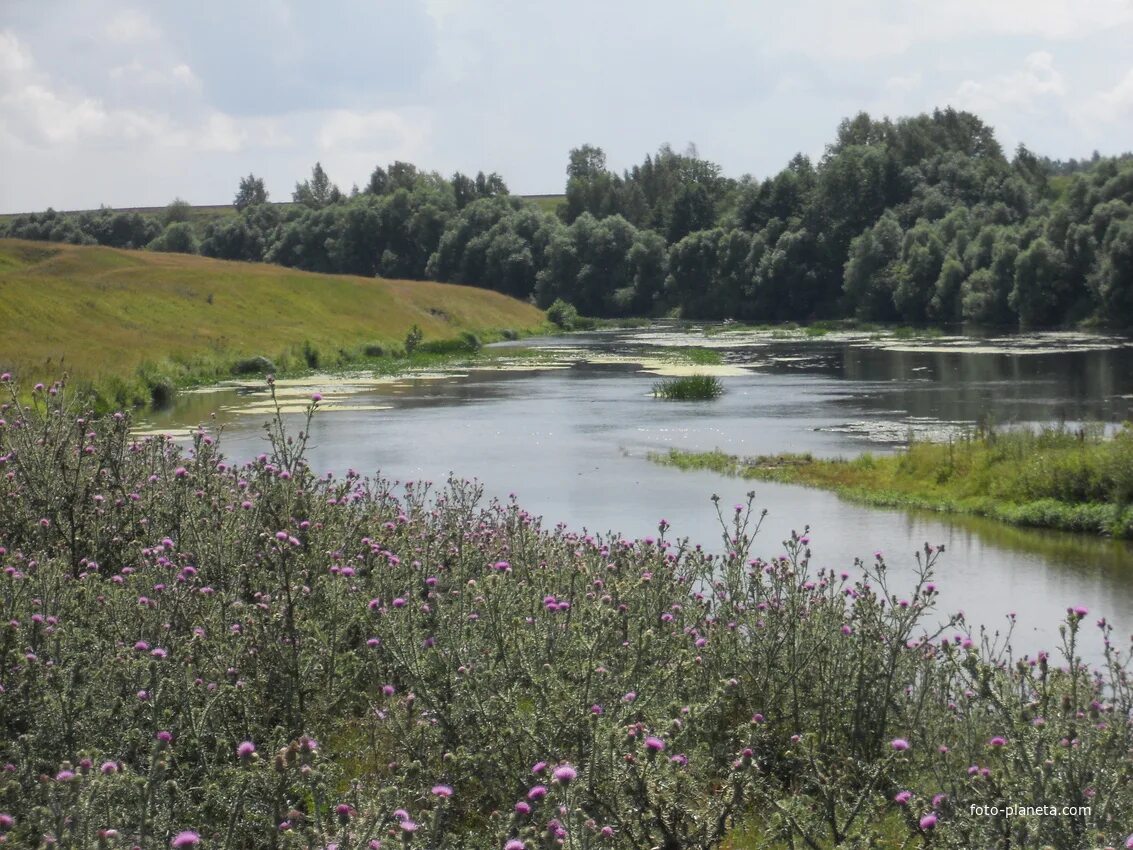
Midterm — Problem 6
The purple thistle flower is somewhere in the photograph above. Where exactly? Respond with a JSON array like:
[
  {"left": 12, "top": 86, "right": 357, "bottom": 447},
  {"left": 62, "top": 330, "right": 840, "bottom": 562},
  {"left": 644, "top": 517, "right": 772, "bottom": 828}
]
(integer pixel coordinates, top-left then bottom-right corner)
[
  {"left": 505, "top": 840, "right": 526, "bottom": 850},
  {"left": 100, "top": 761, "right": 118, "bottom": 775},
  {"left": 532, "top": 761, "right": 547, "bottom": 774},
  {"left": 891, "top": 738, "right": 910, "bottom": 751},
  {"left": 527, "top": 785, "right": 548, "bottom": 800},
  {"left": 919, "top": 813, "right": 938, "bottom": 830},
  {"left": 431, "top": 784, "right": 454, "bottom": 798},
  {"left": 989, "top": 736, "right": 1007, "bottom": 747},
  {"left": 552, "top": 764, "right": 577, "bottom": 784},
  {"left": 55, "top": 769, "right": 75, "bottom": 782},
  {"left": 514, "top": 801, "right": 531, "bottom": 815},
  {"left": 644, "top": 736, "right": 665, "bottom": 753},
  {"left": 400, "top": 820, "right": 417, "bottom": 833},
  {"left": 894, "top": 791, "right": 912, "bottom": 805},
  {"left": 171, "top": 831, "right": 200, "bottom": 848},
  {"left": 236, "top": 741, "right": 256, "bottom": 759}
]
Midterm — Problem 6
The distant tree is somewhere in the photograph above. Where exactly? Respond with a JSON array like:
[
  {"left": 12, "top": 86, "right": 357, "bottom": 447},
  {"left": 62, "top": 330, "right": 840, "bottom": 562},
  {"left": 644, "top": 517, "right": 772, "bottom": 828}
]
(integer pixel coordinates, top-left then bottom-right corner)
[
  {"left": 293, "top": 162, "right": 340, "bottom": 209},
  {"left": 163, "top": 198, "right": 192, "bottom": 226},
  {"left": 567, "top": 145, "right": 607, "bottom": 180},
  {"left": 148, "top": 222, "right": 199, "bottom": 254},
  {"left": 452, "top": 172, "right": 477, "bottom": 209},
  {"left": 366, "top": 165, "right": 389, "bottom": 196},
  {"left": 234, "top": 174, "right": 268, "bottom": 210}
]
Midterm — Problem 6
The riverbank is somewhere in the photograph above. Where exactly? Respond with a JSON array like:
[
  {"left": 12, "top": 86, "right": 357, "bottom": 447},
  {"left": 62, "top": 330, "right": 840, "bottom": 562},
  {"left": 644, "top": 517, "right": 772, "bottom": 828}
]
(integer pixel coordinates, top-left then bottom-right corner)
[
  {"left": 652, "top": 425, "right": 1133, "bottom": 538},
  {"left": 0, "top": 238, "right": 546, "bottom": 410}
]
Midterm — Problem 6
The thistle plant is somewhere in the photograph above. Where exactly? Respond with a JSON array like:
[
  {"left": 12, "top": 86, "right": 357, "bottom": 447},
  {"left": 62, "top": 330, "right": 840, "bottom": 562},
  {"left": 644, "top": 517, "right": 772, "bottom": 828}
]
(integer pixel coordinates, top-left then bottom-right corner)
[{"left": 0, "top": 375, "right": 1131, "bottom": 849}]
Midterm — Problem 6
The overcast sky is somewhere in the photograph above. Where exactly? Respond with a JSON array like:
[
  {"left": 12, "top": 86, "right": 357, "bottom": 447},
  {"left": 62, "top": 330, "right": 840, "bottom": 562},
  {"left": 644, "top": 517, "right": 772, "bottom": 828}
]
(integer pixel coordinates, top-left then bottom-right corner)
[{"left": 2, "top": 0, "right": 1133, "bottom": 212}]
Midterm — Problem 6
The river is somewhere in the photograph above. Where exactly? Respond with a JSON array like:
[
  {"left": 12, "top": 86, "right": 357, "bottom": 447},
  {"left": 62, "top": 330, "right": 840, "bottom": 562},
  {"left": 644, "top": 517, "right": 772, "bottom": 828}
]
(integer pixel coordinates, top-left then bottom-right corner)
[{"left": 139, "top": 324, "right": 1133, "bottom": 660}]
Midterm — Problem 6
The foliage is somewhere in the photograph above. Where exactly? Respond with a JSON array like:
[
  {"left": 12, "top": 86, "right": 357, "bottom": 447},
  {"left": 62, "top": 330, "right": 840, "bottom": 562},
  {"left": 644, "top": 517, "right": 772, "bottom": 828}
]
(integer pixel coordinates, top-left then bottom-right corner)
[
  {"left": 234, "top": 174, "right": 269, "bottom": 211},
  {"left": 147, "top": 222, "right": 199, "bottom": 254},
  {"left": 1, "top": 385, "right": 1133, "bottom": 848},
  {"left": 545, "top": 298, "right": 580, "bottom": 330},
  {"left": 6, "top": 108, "right": 1133, "bottom": 328}
]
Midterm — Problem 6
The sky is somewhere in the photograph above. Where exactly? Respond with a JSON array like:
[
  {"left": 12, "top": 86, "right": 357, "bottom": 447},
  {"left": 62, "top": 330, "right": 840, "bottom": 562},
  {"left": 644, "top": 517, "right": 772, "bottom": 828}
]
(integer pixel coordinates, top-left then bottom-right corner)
[{"left": 2, "top": 0, "right": 1133, "bottom": 213}]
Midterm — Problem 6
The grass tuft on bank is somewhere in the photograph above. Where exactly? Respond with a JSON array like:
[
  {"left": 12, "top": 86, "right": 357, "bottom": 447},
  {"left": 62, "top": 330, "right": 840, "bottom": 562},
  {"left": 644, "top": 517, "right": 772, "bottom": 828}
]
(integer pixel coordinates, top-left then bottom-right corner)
[
  {"left": 652, "top": 424, "right": 1133, "bottom": 538},
  {"left": 0, "top": 238, "right": 545, "bottom": 409}
]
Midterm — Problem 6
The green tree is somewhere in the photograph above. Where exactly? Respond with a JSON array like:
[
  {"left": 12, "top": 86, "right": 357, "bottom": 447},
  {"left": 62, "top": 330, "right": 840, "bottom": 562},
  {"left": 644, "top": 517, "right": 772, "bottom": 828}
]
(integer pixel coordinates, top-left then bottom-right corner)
[
  {"left": 234, "top": 174, "right": 268, "bottom": 210},
  {"left": 293, "top": 162, "right": 341, "bottom": 209},
  {"left": 1010, "top": 236, "right": 1068, "bottom": 326},
  {"left": 163, "top": 197, "right": 192, "bottom": 226}
]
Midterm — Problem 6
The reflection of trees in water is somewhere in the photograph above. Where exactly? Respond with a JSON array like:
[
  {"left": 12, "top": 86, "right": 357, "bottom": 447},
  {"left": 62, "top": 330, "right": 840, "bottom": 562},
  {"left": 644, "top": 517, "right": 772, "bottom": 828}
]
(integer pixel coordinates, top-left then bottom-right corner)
[
  {"left": 899, "top": 507, "right": 1133, "bottom": 578},
  {"left": 833, "top": 345, "right": 1133, "bottom": 423}
]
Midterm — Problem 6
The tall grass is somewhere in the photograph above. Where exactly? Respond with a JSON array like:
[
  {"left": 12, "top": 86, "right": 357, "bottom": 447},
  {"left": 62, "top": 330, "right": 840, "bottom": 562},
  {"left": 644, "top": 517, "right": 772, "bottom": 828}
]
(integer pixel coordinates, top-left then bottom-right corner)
[
  {"left": 653, "top": 374, "right": 724, "bottom": 400},
  {"left": 654, "top": 425, "right": 1133, "bottom": 537},
  {"left": 2, "top": 381, "right": 1132, "bottom": 848}
]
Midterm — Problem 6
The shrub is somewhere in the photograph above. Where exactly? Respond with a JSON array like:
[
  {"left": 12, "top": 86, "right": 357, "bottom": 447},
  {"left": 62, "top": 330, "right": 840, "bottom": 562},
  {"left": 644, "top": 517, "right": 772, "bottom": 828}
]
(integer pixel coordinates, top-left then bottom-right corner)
[
  {"left": 404, "top": 324, "right": 424, "bottom": 355},
  {"left": 147, "top": 221, "right": 199, "bottom": 254},
  {"left": 231, "top": 355, "right": 276, "bottom": 375},
  {"left": 546, "top": 298, "right": 580, "bottom": 330}
]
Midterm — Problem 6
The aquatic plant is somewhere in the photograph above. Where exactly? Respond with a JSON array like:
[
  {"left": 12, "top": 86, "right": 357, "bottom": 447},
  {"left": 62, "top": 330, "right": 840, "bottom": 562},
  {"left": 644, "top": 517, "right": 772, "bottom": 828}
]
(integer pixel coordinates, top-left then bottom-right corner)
[
  {"left": 653, "top": 373, "right": 724, "bottom": 400},
  {"left": 0, "top": 379, "right": 1131, "bottom": 848}
]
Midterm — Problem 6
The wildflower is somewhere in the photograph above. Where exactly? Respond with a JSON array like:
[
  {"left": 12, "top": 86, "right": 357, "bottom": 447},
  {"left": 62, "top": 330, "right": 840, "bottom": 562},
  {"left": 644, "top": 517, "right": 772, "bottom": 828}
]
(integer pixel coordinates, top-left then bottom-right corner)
[
  {"left": 919, "top": 813, "right": 937, "bottom": 830},
  {"left": 527, "top": 785, "right": 548, "bottom": 800},
  {"left": 237, "top": 741, "right": 256, "bottom": 760},
  {"left": 171, "top": 832, "right": 200, "bottom": 848},
  {"left": 1068, "top": 605, "right": 1088, "bottom": 618},
  {"left": 644, "top": 736, "right": 665, "bottom": 753},
  {"left": 989, "top": 736, "right": 1007, "bottom": 747},
  {"left": 623, "top": 691, "right": 636, "bottom": 702},
  {"left": 514, "top": 801, "right": 531, "bottom": 815},
  {"left": 55, "top": 769, "right": 75, "bottom": 782},
  {"left": 100, "top": 761, "right": 118, "bottom": 775},
  {"left": 432, "top": 784, "right": 454, "bottom": 797},
  {"left": 894, "top": 791, "right": 912, "bottom": 805},
  {"left": 552, "top": 764, "right": 577, "bottom": 784},
  {"left": 0, "top": 813, "right": 11, "bottom": 829},
  {"left": 505, "top": 841, "right": 526, "bottom": 850},
  {"left": 311, "top": 393, "right": 323, "bottom": 402},
  {"left": 891, "top": 738, "right": 910, "bottom": 751},
  {"left": 400, "top": 820, "right": 417, "bottom": 833},
  {"left": 155, "top": 730, "right": 173, "bottom": 745}
]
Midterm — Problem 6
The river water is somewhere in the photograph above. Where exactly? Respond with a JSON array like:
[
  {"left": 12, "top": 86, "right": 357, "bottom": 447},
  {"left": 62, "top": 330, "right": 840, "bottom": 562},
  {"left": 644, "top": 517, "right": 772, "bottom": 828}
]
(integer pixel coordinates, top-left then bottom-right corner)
[{"left": 140, "top": 325, "right": 1133, "bottom": 660}]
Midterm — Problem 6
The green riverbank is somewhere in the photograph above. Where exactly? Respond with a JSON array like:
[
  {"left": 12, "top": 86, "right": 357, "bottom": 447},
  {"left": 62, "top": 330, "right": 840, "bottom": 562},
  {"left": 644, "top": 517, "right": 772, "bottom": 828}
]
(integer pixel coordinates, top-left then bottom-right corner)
[{"left": 652, "top": 425, "right": 1133, "bottom": 538}]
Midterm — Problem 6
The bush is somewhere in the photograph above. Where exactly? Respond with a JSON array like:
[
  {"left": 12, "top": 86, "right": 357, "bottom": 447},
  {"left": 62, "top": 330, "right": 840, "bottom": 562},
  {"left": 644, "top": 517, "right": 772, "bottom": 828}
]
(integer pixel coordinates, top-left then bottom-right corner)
[
  {"left": 363, "top": 342, "right": 387, "bottom": 358},
  {"left": 546, "top": 298, "right": 580, "bottom": 330},
  {"left": 231, "top": 355, "right": 277, "bottom": 375},
  {"left": 147, "top": 221, "right": 199, "bottom": 254},
  {"left": 404, "top": 324, "right": 424, "bottom": 355}
]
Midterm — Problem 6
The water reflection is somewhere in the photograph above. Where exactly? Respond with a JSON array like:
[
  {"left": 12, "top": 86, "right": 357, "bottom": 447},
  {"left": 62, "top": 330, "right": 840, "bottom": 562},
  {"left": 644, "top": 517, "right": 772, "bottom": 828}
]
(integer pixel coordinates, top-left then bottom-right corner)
[{"left": 139, "top": 327, "right": 1133, "bottom": 659}]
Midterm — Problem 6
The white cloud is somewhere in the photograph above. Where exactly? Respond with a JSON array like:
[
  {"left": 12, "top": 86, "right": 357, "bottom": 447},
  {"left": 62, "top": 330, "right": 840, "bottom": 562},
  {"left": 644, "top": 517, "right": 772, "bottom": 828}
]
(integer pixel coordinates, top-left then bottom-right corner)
[
  {"left": 317, "top": 109, "right": 429, "bottom": 156},
  {"left": 1081, "top": 68, "right": 1133, "bottom": 123},
  {"left": 103, "top": 9, "right": 161, "bottom": 44},
  {"left": 954, "top": 51, "right": 1066, "bottom": 114}
]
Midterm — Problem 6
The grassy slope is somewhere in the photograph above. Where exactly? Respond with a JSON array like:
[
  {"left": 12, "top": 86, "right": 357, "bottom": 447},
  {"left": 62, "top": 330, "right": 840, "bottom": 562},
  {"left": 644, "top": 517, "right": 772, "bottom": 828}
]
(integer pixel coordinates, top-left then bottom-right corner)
[
  {"left": 653, "top": 427, "right": 1133, "bottom": 538},
  {"left": 0, "top": 239, "right": 544, "bottom": 401}
]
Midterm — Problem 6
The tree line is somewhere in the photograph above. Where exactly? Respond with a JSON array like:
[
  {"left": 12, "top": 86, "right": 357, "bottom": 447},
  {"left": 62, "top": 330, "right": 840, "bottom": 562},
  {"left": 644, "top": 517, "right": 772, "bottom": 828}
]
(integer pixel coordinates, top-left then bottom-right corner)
[{"left": 4, "top": 107, "right": 1131, "bottom": 327}]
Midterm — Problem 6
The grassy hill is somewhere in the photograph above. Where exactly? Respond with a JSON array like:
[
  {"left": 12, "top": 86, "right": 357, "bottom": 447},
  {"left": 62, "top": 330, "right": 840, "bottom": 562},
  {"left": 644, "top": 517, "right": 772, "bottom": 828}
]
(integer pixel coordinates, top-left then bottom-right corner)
[{"left": 0, "top": 239, "right": 545, "bottom": 407}]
